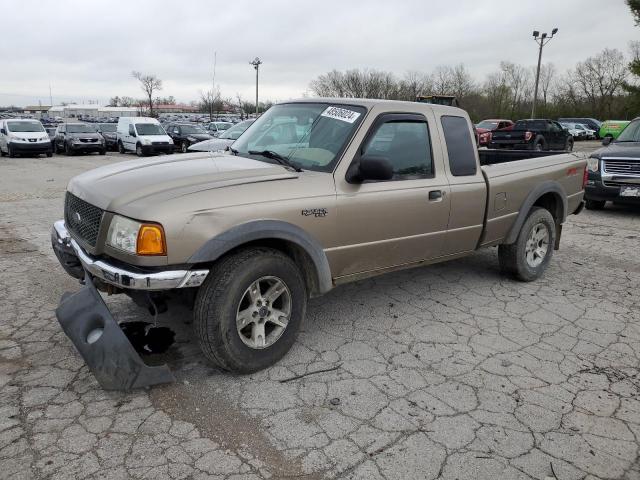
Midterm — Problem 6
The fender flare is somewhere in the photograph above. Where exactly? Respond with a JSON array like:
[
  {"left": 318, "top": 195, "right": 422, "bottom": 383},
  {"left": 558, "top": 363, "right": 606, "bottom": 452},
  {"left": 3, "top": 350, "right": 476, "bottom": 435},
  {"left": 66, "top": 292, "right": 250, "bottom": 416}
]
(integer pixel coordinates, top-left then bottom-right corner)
[
  {"left": 504, "top": 181, "right": 568, "bottom": 244},
  {"left": 188, "top": 220, "right": 333, "bottom": 295}
]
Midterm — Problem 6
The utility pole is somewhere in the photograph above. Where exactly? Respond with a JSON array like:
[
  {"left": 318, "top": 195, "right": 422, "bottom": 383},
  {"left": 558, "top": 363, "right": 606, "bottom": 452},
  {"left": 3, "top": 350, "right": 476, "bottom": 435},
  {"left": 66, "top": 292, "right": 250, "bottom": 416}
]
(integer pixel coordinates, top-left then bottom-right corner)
[
  {"left": 212, "top": 51, "right": 217, "bottom": 120},
  {"left": 531, "top": 28, "right": 558, "bottom": 118},
  {"left": 249, "top": 57, "right": 262, "bottom": 116}
]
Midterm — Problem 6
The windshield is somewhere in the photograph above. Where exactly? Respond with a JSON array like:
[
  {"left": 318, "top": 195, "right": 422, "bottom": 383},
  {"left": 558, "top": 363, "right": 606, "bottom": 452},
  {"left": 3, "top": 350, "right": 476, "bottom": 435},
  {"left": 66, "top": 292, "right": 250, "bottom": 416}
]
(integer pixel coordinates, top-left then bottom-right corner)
[
  {"left": 232, "top": 103, "right": 366, "bottom": 172},
  {"left": 180, "top": 124, "right": 207, "bottom": 134},
  {"left": 220, "top": 120, "right": 253, "bottom": 140},
  {"left": 67, "top": 124, "right": 96, "bottom": 133},
  {"left": 214, "top": 122, "right": 231, "bottom": 131},
  {"left": 136, "top": 123, "right": 166, "bottom": 135},
  {"left": 7, "top": 121, "right": 45, "bottom": 133},
  {"left": 99, "top": 124, "right": 116, "bottom": 132},
  {"left": 476, "top": 121, "right": 498, "bottom": 129},
  {"left": 616, "top": 119, "right": 640, "bottom": 142}
]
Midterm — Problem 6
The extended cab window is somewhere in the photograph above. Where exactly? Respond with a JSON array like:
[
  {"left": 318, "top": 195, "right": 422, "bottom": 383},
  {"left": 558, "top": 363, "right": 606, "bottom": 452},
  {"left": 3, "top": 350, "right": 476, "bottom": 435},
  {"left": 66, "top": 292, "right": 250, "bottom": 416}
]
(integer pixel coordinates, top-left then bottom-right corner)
[
  {"left": 441, "top": 115, "right": 477, "bottom": 176},
  {"left": 363, "top": 119, "right": 433, "bottom": 179}
]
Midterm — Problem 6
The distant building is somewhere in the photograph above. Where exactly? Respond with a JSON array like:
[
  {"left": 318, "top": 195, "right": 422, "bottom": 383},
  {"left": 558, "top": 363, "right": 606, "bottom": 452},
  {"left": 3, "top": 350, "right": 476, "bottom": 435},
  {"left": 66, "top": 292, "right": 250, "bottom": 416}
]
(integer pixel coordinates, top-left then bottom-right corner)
[
  {"left": 47, "top": 105, "right": 139, "bottom": 119},
  {"left": 23, "top": 105, "right": 52, "bottom": 119}
]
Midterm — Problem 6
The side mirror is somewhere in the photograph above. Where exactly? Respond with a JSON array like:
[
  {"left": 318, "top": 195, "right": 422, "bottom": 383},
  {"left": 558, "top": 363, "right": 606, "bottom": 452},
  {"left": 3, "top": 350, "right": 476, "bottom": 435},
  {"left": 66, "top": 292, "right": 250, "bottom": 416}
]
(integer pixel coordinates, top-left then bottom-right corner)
[
  {"left": 602, "top": 136, "right": 613, "bottom": 146},
  {"left": 0, "top": 128, "right": 5, "bottom": 135},
  {"left": 347, "top": 154, "right": 394, "bottom": 183}
]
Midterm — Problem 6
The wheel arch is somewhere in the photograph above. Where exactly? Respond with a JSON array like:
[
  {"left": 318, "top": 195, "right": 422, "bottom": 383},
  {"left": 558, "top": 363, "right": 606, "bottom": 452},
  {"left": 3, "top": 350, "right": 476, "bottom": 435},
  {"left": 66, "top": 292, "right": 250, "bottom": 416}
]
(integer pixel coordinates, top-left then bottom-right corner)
[
  {"left": 504, "top": 181, "right": 568, "bottom": 245},
  {"left": 189, "top": 220, "right": 333, "bottom": 297}
]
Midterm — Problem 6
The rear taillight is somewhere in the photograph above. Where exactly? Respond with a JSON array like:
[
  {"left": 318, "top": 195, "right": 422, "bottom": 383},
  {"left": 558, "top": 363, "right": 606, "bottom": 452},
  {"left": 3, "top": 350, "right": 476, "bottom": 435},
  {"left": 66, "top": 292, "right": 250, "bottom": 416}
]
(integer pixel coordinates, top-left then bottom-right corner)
[
  {"left": 582, "top": 166, "right": 588, "bottom": 189},
  {"left": 524, "top": 131, "right": 533, "bottom": 142}
]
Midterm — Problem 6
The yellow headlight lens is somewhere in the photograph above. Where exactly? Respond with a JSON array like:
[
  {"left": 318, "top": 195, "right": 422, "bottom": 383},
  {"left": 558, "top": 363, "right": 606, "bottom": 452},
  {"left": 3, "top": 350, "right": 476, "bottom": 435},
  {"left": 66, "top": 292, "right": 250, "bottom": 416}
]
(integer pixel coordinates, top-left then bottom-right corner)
[{"left": 136, "top": 224, "right": 166, "bottom": 256}]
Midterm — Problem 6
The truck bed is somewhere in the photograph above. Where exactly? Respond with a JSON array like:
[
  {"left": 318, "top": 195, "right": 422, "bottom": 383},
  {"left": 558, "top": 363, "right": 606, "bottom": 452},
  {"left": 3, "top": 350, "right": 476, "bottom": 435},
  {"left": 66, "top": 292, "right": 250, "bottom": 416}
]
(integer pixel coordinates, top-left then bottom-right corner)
[{"left": 478, "top": 149, "right": 564, "bottom": 166}]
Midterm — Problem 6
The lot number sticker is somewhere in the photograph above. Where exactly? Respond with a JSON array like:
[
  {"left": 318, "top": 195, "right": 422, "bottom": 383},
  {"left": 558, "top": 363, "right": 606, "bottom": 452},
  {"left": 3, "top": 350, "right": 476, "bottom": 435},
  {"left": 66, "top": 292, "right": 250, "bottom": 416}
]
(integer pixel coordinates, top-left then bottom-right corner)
[{"left": 321, "top": 106, "right": 361, "bottom": 123}]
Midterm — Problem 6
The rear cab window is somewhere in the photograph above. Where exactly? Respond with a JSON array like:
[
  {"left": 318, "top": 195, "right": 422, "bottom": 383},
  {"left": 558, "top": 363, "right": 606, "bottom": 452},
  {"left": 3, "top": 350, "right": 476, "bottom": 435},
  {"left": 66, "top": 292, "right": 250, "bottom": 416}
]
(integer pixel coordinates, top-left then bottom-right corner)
[{"left": 440, "top": 115, "right": 477, "bottom": 176}]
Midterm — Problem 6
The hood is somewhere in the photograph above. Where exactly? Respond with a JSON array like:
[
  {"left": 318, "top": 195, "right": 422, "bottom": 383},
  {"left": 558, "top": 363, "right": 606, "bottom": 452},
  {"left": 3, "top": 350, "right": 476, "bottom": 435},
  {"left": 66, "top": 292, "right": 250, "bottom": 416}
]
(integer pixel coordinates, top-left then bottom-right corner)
[
  {"left": 188, "top": 138, "right": 233, "bottom": 152},
  {"left": 67, "top": 152, "right": 298, "bottom": 212},
  {"left": 591, "top": 142, "right": 640, "bottom": 159},
  {"left": 188, "top": 133, "right": 213, "bottom": 141},
  {"left": 476, "top": 127, "right": 490, "bottom": 134},
  {"left": 7, "top": 131, "right": 48, "bottom": 140},
  {"left": 68, "top": 132, "right": 102, "bottom": 140}
]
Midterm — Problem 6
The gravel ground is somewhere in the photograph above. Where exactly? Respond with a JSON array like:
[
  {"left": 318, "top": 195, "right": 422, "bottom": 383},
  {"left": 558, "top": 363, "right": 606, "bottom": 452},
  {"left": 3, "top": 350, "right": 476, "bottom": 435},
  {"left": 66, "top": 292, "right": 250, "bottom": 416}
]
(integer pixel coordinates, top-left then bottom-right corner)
[{"left": 1, "top": 143, "right": 639, "bottom": 480}]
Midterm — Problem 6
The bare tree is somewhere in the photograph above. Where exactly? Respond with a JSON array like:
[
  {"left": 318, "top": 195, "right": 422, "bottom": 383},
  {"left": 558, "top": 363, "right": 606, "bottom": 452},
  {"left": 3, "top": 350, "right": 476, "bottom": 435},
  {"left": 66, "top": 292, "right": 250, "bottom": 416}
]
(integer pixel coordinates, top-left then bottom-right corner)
[
  {"left": 310, "top": 69, "right": 399, "bottom": 99},
  {"left": 397, "top": 71, "right": 433, "bottom": 100},
  {"left": 500, "top": 61, "right": 532, "bottom": 118},
  {"left": 573, "top": 48, "right": 628, "bottom": 118},
  {"left": 132, "top": 71, "right": 162, "bottom": 116},
  {"left": 538, "top": 63, "right": 556, "bottom": 114},
  {"left": 200, "top": 88, "right": 221, "bottom": 121}
]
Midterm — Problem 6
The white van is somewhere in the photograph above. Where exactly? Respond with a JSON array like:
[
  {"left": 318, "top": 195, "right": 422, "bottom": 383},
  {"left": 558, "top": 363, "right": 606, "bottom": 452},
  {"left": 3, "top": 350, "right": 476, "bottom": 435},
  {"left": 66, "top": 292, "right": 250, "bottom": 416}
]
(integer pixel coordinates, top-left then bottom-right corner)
[
  {"left": 116, "top": 117, "right": 174, "bottom": 156},
  {"left": 0, "top": 119, "right": 53, "bottom": 158}
]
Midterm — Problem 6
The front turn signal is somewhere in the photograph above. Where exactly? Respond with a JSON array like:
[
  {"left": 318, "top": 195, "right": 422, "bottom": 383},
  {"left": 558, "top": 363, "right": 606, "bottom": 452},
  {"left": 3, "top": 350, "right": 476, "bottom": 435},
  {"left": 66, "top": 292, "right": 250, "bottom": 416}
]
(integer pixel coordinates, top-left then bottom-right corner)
[{"left": 136, "top": 224, "right": 167, "bottom": 256}]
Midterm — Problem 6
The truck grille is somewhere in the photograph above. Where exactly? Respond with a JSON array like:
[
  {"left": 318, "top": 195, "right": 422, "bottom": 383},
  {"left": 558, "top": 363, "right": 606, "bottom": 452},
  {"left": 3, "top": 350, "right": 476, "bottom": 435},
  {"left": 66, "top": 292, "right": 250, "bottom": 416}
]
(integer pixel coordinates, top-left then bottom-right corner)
[
  {"left": 602, "top": 159, "right": 640, "bottom": 176},
  {"left": 64, "top": 193, "right": 103, "bottom": 247},
  {"left": 152, "top": 141, "right": 170, "bottom": 145}
]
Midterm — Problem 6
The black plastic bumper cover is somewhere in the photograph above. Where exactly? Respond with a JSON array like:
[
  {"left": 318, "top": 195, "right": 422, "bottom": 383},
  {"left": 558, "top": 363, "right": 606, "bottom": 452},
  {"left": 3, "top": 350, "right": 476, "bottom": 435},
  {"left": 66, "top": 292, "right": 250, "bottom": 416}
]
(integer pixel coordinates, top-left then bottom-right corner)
[{"left": 56, "top": 273, "right": 175, "bottom": 390}]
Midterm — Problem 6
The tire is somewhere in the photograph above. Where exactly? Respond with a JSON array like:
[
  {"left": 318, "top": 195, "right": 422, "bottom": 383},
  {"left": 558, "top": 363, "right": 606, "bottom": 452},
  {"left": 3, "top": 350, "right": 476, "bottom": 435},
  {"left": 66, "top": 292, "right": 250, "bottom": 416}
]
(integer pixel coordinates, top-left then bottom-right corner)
[
  {"left": 498, "top": 207, "right": 556, "bottom": 282},
  {"left": 118, "top": 141, "right": 125, "bottom": 154},
  {"left": 566, "top": 138, "right": 574, "bottom": 152},
  {"left": 0, "top": 147, "right": 5, "bottom": 157},
  {"left": 46, "top": 151, "right": 52, "bottom": 158},
  {"left": 136, "top": 144, "right": 144, "bottom": 157},
  {"left": 8, "top": 145, "right": 15, "bottom": 158},
  {"left": 64, "top": 142, "right": 73, "bottom": 156},
  {"left": 99, "top": 149, "right": 106, "bottom": 155},
  {"left": 585, "top": 199, "right": 606, "bottom": 210},
  {"left": 194, "top": 247, "right": 307, "bottom": 373},
  {"left": 534, "top": 137, "right": 546, "bottom": 151},
  {"left": 181, "top": 141, "right": 189, "bottom": 153}
]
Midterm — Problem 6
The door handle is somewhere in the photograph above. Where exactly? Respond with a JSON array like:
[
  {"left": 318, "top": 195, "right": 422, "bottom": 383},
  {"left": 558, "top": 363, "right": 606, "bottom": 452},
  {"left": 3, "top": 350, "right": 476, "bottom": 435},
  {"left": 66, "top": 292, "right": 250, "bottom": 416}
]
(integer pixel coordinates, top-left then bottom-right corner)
[{"left": 428, "top": 190, "right": 442, "bottom": 200}]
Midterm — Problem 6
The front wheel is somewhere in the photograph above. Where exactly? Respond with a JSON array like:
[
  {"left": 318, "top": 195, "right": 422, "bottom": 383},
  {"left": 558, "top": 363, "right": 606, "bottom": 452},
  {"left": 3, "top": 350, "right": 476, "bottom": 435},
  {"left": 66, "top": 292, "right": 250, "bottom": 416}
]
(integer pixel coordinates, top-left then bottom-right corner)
[
  {"left": 8, "top": 145, "right": 16, "bottom": 158},
  {"left": 566, "top": 138, "right": 574, "bottom": 151},
  {"left": 194, "top": 247, "right": 307, "bottom": 373},
  {"left": 136, "top": 144, "right": 144, "bottom": 157},
  {"left": 64, "top": 142, "right": 73, "bottom": 156},
  {"left": 498, "top": 207, "right": 556, "bottom": 282},
  {"left": 118, "top": 141, "right": 125, "bottom": 154},
  {"left": 46, "top": 151, "right": 52, "bottom": 158},
  {"left": 534, "top": 137, "right": 546, "bottom": 151},
  {"left": 181, "top": 141, "right": 189, "bottom": 153},
  {"left": 99, "top": 149, "right": 106, "bottom": 156}
]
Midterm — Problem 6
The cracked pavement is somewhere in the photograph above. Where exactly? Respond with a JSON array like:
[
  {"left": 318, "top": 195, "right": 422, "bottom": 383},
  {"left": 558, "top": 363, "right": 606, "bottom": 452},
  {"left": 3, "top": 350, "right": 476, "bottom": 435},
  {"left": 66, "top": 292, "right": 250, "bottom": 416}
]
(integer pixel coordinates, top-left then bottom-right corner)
[{"left": 0, "top": 148, "right": 639, "bottom": 479}]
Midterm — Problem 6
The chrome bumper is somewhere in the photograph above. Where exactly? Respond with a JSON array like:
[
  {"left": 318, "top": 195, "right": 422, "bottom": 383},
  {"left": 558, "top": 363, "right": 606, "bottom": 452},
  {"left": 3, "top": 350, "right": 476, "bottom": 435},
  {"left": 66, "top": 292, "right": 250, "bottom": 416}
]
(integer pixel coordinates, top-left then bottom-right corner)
[{"left": 52, "top": 220, "right": 208, "bottom": 291}]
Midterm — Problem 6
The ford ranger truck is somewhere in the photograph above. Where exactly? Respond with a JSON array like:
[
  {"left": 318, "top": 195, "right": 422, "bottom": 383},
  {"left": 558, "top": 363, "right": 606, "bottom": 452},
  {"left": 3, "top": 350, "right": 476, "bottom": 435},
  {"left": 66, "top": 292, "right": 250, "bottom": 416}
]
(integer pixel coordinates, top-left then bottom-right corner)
[{"left": 51, "top": 99, "right": 587, "bottom": 390}]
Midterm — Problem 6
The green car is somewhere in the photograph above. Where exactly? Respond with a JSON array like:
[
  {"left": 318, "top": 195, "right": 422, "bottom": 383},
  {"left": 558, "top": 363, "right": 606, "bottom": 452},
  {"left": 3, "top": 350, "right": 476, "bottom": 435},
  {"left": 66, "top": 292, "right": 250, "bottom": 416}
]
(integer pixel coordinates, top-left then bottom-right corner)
[{"left": 599, "top": 120, "right": 631, "bottom": 139}]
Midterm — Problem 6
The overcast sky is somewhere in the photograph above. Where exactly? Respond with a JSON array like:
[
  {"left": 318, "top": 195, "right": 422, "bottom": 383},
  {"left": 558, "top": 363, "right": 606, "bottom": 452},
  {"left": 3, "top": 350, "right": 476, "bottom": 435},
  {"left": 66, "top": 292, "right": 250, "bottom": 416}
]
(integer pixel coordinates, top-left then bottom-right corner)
[{"left": 1, "top": 0, "right": 637, "bottom": 107}]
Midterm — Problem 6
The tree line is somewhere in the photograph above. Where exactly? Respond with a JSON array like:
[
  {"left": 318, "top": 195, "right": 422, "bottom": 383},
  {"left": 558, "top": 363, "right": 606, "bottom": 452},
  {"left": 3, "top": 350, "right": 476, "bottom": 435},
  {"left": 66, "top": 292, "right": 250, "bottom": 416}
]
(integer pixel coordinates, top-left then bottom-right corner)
[{"left": 309, "top": 46, "right": 639, "bottom": 122}]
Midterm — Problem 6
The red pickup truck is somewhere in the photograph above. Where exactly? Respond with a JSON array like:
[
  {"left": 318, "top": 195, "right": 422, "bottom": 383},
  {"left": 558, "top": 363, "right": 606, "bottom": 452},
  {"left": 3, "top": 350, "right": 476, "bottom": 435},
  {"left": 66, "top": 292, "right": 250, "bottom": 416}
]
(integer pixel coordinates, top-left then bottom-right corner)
[{"left": 475, "top": 119, "right": 514, "bottom": 146}]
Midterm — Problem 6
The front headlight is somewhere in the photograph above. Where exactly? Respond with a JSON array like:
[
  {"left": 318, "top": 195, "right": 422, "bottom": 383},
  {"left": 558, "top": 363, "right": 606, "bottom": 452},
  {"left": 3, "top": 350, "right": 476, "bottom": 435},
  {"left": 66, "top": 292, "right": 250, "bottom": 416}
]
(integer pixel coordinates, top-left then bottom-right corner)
[
  {"left": 587, "top": 157, "right": 599, "bottom": 172},
  {"left": 106, "top": 215, "right": 166, "bottom": 255},
  {"left": 142, "top": 138, "right": 151, "bottom": 145}
]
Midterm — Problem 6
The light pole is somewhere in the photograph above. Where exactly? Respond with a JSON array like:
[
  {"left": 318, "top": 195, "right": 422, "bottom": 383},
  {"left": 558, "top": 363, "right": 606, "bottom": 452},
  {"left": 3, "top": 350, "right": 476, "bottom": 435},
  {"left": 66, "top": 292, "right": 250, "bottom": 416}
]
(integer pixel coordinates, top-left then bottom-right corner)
[
  {"left": 249, "top": 57, "right": 262, "bottom": 116},
  {"left": 531, "top": 28, "right": 558, "bottom": 118}
]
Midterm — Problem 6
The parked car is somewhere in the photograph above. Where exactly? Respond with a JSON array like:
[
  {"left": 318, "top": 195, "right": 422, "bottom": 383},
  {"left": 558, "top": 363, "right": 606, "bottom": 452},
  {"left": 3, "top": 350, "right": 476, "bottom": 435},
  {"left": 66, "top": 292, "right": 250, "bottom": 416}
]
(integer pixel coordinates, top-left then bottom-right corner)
[
  {"left": 50, "top": 98, "right": 587, "bottom": 389},
  {"left": 475, "top": 119, "right": 514, "bottom": 146},
  {"left": 599, "top": 120, "right": 631, "bottom": 140},
  {"left": 577, "top": 124, "right": 597, "bottom": 140},
  {"left": 45, "top": 127, "right": 57, "bottom": 148},
  {"left": 490, "top": 119, "right": 573, "bottom": 151},
  {"left": 117, "top": 117, "right": 174, "bottom": 156},
  {"left": 54, "top": 123, "right": 106, "bottom": 156},
  {"left": 205, "top": 121, "right": 233, "bottom": 137},
  {"left": 96, "top": 123, "right": 118, "bottom": 151},
  {"left": 560, "top": 122, "right": 586, "bottom": 140},
  {"left": 0, "top": 119, "right": 52, "bottom": 157},
  {"left": 584, "top": 117, "right": 640, "bottom": 210},
  {"left": 558, "top": 118, "right": 602, "bottom": 138},
  {"left": 165, "top": 123, "right": 213, "bottom": 152},
  {"left": 188, "top": 119, "right": 255, "bottom": 152}
]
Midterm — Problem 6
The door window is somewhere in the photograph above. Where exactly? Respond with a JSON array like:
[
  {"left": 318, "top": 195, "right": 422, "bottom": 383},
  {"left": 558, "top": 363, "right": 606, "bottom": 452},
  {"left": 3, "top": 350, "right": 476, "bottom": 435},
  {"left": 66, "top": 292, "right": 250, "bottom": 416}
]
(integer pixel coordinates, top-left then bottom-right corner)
[
  {"left": 128, "top": 125, "right": 136, "bottom": 136},
  {"left": 363, "top": 120, "right": 433, "bottom": 179}
]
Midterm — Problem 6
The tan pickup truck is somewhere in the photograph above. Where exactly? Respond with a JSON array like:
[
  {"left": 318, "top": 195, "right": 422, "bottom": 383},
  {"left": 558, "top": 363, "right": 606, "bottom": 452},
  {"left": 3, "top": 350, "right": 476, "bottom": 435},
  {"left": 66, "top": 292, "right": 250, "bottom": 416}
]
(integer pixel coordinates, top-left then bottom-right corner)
[{"left": 51, "top": 99, "right": 587, "bottom": 389}]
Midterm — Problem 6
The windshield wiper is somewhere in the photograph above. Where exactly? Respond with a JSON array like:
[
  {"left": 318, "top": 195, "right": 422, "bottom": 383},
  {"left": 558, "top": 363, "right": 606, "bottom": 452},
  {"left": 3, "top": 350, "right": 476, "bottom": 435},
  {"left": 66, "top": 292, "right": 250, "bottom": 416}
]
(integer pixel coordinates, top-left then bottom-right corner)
[
  {"left": 248, "top": 150, "right": 302, "bottom": 172},
  {"left": 229, "top": 147, "right": 239, "bottom": 155}
]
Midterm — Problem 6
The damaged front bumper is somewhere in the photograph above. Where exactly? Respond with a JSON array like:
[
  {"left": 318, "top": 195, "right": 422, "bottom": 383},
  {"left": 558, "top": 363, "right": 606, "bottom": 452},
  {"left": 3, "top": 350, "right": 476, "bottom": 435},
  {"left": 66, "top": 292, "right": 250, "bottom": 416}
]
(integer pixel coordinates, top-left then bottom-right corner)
[{"left": 51, "top": 220, "right": 209, "bottom": 390}]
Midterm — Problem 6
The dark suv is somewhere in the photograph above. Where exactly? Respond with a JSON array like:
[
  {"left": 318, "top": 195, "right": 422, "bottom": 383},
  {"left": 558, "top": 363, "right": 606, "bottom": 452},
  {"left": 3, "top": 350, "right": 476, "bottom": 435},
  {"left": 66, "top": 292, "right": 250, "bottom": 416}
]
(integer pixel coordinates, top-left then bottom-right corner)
[
  {"left": 54, "top": 123, "right": 106, "bottom": 155},
  {"left": 95, "top": 123, "right": 118, "bottom": 151},
  {"left": 165, "top": 123, "right": 213, "bottom": 152},
  {"left": 585, "top": 117, "right": 640, "bottom": 209}
]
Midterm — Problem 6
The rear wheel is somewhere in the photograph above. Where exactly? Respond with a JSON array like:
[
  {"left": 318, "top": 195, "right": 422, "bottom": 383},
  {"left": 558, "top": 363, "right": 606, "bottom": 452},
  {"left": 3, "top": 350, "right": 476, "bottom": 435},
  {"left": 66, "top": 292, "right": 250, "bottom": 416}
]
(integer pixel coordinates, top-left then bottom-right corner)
[
  {"left": 194, "top": 247, "right": 307, "bottom": 373},
  {"left": 585, "top": 199, "right": 606, "bottom": 210},
  {"left": 46, "top": 151, "right": 52, "bottom": 158},
  {"left": 499, "top": 207, "right": 556, "bottom": 282}
]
